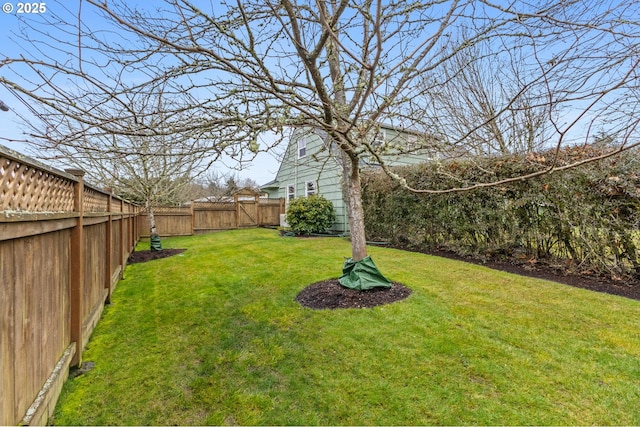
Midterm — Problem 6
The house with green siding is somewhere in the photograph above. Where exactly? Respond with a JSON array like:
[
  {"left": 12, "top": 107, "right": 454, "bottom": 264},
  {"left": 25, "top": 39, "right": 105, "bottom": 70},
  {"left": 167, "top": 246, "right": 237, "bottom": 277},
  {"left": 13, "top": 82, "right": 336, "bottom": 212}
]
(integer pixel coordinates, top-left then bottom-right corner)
[{"left": 260, "top": 125, "right": 435, "bottom": 232}]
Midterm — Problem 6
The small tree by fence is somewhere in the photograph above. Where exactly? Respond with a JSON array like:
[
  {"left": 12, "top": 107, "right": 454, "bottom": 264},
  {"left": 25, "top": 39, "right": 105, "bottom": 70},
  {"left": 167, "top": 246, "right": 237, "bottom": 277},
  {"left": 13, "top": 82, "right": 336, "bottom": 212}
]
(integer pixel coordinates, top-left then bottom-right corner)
[
  {"left": 0, "top": 146, "right": 140, "bottom": 426},
  {"left": 0, "top": 147, "right": 282, "bottom": 425}
]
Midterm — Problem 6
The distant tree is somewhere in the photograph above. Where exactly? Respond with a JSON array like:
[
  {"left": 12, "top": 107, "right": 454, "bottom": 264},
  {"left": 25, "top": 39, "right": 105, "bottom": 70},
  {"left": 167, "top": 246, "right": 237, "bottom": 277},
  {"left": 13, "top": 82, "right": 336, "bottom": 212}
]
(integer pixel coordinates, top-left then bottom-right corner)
[
  {"left": 238, "top": 177, "right": 260, "bottom": 193},
  {"left": 27, "top": 85, "right": 216, "bottom": 250},
  {"left": 423, "top": 42, "right": 552, "bottom": 156},
  {"left": 592, "top": 130, "right": 617, "bottom": 149},
  {"left": 224, "top": 176, "right": 240, "bottom": 196},
  {"left": 198, "top": 171, "right": 261, "bottom": 199}
]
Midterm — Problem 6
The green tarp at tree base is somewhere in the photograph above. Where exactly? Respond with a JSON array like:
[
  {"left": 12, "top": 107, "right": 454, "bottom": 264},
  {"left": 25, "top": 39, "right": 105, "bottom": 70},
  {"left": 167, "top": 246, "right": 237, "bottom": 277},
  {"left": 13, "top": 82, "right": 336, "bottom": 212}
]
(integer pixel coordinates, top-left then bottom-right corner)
[
  {"left": 338, "top": 256, "right": 392, "bottom": 290},
  {"left": 150, "top": 234, "right": 162, "bottom": 251}
]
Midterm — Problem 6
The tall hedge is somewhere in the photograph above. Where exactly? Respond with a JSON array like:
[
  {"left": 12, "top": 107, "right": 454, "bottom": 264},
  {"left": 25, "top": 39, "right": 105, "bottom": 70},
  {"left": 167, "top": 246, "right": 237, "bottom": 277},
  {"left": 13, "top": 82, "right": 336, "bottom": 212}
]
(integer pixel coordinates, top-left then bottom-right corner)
[{"left": 362, "top": 146, "right": 640, "bottom": 278}]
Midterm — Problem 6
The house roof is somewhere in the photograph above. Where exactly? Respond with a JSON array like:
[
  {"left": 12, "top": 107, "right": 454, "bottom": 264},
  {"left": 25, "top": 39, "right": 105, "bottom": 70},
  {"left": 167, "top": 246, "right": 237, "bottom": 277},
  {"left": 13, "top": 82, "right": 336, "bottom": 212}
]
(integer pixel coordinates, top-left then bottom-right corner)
[
  {"left": 233, "top": 187, "right": 262, "bottom": 196},
  {"left": 259, "top": 179, "right": 279, "bottom": 190},
  {"left": 261, "top": 124, "right": 439, "bottom": 187}
]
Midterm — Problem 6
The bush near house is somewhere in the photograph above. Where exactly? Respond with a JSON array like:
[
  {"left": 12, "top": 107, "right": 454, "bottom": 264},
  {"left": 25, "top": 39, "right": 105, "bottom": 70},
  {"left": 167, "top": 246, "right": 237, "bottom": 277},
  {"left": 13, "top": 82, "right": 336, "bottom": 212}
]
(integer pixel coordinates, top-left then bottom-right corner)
[
  {"left": 286, "top": 195, "right": 336, "bottom": 235},
  {"left": 362, "top": 145, "right": 640, "bottom": 279}
]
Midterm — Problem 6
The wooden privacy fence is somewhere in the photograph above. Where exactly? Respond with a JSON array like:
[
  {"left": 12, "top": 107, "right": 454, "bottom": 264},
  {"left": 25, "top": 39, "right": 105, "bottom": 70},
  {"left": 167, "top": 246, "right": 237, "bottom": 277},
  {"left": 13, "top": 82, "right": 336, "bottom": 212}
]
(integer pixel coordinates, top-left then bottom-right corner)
[
  {"left": 0, "top": 146, "right": 140, "bottom": 426},
  {"left": 138, "top": 192, "right": 285, "bottom": 237}
]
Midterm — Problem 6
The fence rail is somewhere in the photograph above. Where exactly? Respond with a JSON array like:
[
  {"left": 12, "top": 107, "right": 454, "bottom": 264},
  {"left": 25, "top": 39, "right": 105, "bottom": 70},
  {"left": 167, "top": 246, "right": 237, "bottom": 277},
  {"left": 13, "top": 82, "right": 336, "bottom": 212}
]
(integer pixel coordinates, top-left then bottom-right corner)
[
  {"left": 0, "top": 146, "right": 140, "bottom": 426},
  {"left": 138, "top": 195, "right": 285, "bottom": 237},
  {"left": 1, "top": 146, "right": 285, "bottom": 426}
]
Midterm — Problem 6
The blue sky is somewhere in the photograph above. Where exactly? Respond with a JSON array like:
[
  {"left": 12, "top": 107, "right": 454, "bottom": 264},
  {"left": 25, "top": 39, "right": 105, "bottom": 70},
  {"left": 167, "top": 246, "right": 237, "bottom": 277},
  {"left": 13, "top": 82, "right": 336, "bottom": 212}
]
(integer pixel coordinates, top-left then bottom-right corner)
[
  {"left": 0, "top": 1, "right": 283, "bottom": 185},
  {"left": 1, "top": 0, "right": 637, "bottom": 183}
]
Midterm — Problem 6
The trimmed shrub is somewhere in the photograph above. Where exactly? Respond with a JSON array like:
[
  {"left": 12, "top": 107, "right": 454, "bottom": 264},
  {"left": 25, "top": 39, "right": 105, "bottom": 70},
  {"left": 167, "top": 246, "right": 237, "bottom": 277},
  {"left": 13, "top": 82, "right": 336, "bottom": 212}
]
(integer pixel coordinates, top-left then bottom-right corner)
[
  {"left": 362, "top": 146, "right": 640, "bottom": 278},
  {"left": 286, "top": 195, "right": 336, "bottom": 235}
]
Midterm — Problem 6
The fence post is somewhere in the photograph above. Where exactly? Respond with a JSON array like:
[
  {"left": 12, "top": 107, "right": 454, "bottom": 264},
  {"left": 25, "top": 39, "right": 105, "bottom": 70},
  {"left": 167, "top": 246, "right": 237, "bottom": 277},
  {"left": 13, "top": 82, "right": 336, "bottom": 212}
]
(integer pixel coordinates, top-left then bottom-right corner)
[
  {"left": 129, "top": 204, "right": 135, "bottom": 252},
  {"left": 130, "top": 204, "right": 135, "bottom": 251},
  {"left": 234, "top": 193, "right": 239, "bottom": 228},
  {"left": 134, "top": 205, "right": 139, "bottom": 245},
  {"left": 255, "top": 194, "right": 261, "bottom": 226},
  {"left": 190, "top": 201, "right": 195, "bottom": 235},
  {"left": 66, "top": 169, "right": 85, "bottom": 367},
  {"left": 120, "top": 199, "right": 125, "bottom": 278},
  {"left": 105, "top": 191, "right": 113, "bottom": 302}
]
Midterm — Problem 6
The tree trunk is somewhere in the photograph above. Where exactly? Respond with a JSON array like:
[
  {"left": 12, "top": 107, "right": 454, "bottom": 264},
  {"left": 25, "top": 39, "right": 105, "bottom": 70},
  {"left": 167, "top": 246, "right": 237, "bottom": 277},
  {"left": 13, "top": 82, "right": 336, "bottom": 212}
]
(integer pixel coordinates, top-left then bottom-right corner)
[
  {"left": 322, "top": 3, "right": 367, "bottom": 262},
  {"left": 341, "top": 152, "right": 368, "bottom": 261},
  {"left": 146, "top": 200, "right": 162, "bottom": 251},
  {"left": 146, "top": 201, "right": 158, "bottom": 237}
]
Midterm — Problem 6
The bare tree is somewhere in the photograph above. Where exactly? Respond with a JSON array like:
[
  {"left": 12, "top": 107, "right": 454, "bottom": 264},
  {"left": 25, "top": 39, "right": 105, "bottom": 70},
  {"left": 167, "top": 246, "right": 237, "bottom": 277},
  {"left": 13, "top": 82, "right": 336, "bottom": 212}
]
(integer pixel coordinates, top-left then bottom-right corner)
[
  {"left": 196, "top": 170, "right": 260, "bottom": 200},
  {"left": 423, "top": 41, "right": 553, "bottom": 156},
  {"left": 103, "top": 137, "right": 204, "bottom": 250},
  {"left": 30, "top": 84, "right": 217, "bottom": 249},
  {"left": 1, "top": 0, "right": 639, "bottom": 265}
]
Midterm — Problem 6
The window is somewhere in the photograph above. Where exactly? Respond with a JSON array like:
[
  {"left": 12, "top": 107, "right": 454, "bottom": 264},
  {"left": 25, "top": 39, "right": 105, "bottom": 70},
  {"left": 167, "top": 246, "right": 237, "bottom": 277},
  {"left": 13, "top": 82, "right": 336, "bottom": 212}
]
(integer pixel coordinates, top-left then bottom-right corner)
[
  {"left": 407, "top": 134, "right": 420, "bottom": 152},
  {"left": 306, "top": 181, "right": 317, "bottom": 196},
  {"left": 372, "top": 130, "right": 385, "bottom": 148},
  {"left": 287, "top": 184, "right": 296, "bottom": 201},
  {"left": 298, "top": 137, "right": 307, "bottom": 158}
]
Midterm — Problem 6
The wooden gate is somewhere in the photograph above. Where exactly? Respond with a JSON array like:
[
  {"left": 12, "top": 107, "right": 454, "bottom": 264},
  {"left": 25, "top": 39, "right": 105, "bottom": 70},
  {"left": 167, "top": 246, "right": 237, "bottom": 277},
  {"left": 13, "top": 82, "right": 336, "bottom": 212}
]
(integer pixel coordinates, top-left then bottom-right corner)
[
  {"left": 237, "top": 200, "right": 258, "bottom": 227},
  {"left": 138, "top": 188, "right": 284, "bottom": 236}
]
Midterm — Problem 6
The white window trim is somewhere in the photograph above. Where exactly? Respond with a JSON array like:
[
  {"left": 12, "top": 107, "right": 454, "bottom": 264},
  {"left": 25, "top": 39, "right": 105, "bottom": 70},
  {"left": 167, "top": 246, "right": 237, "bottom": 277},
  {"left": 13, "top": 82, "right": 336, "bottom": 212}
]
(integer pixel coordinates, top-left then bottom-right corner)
[
  {"left": 407, "top": 134, "right": 420, "bottom": 152},
  {"left": 305, "top": 180, "right": 317, "bottom": 196},
  {"left": 297, "top": 137, "right": 307, "bottom": 158},
  {"left": 287, "top": 184, "right": 296, "bottom": 202}
]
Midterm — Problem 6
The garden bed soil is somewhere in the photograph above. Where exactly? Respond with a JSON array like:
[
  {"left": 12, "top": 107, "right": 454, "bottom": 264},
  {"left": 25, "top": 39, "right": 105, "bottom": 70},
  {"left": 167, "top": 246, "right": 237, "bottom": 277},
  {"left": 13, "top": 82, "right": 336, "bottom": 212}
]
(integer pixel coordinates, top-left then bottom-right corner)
[
  {"left": 128, "top": 248, "right": 186, "bottom": 264},
  {"left": 296, "top": 249, "right": 640, "bottom": 309},
  {"left": 415, "top": 247, "right": 640, "bottom": 302}
]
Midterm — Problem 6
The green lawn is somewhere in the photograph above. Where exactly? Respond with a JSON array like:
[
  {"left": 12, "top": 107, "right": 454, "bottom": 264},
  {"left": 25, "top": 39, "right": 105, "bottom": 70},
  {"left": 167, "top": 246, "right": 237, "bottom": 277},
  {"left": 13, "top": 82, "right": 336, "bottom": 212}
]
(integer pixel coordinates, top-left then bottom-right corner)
[{"left": 51, "top": 228, "right": 640, "bottom": 425}]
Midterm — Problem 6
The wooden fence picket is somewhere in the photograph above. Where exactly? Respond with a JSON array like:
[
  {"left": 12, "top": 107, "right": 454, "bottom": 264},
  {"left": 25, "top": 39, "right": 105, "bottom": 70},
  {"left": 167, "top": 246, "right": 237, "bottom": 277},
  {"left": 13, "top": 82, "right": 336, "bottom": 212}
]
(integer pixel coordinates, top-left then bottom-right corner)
[
  {"left": 1, "top": 146, "right": 283, "bottom": 425},
  {"left": 0, "top": 147, "right": 140, "bottom": 426}
]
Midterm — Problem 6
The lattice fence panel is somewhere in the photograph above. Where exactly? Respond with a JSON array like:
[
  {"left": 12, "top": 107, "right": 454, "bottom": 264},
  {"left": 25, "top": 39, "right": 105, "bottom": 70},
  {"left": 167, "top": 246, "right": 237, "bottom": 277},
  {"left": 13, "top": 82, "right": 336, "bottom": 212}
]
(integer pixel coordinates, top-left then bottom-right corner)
[
  {"left": 193, "top": 201, "right": 235, "bottom": 210},
  {"left": 259, "top": 199, "right": 282, "bottom": 206},
  {"left": 0, "top": 156, "right": 75, "bottom": 212},
  {"left": 83, "top": 187, "right": 109, "bottom": 213},
  {"left": 150, "top": 206, "right": 192, "bottom": 214}
]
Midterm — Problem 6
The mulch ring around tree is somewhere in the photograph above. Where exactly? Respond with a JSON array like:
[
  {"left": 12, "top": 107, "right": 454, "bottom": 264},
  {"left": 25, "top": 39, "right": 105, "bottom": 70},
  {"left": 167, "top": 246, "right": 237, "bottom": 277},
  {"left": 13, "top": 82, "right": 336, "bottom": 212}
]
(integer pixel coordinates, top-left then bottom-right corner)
[
  {"left": 128, "top": 248, "right": 187, "bottom": 264},
  {"left": 296, "top": 279, "right": 412, "bottom": 309},
  {"left": 126, "top": 241, "right": 640, "bottom": 307}
]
